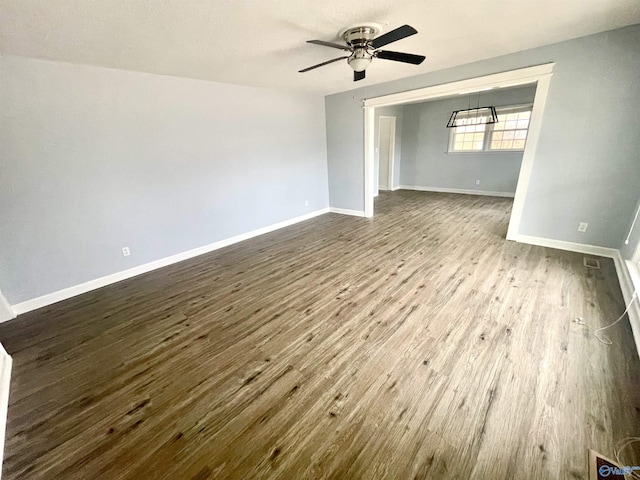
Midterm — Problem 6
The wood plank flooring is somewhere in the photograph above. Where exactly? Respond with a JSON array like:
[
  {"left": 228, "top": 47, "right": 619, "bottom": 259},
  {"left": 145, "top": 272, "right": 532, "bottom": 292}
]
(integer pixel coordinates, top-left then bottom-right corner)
[{"left": 0, "top": 191, "right": 638, "bottom": 479}]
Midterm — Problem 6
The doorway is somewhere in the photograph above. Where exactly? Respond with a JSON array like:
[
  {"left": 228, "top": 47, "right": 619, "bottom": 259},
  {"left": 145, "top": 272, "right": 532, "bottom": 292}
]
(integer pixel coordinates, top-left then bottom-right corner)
[
  {"left": 362, "top": 63, "right": 555, "bottom": 241},
  {"left": 375, "top": 116, "right": 396, "bottom": 195}
]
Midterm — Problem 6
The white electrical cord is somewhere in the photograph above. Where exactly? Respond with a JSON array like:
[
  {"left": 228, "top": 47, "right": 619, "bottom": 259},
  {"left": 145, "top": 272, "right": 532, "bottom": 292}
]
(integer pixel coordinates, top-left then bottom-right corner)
[
  {"left": 574, "top": 290, "right": 638, "bottom": 345},
  {"left": 574, "top": 194, "right": 640, "bottom": 343},
  {"left": 614, "top": 437, "right": 640, "bottom": 479},
  {"left": 624, "top": 200, "right": 640, "bottom": 245}
]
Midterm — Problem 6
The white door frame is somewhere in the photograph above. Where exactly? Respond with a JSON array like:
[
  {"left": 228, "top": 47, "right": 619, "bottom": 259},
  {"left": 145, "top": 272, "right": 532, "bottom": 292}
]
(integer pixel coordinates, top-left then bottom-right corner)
[
  {"left": 377, "top": 115, "right": 396, "bottom": 191},
  {"left": 0, "top": 341, "right": 11, "bottom": 480},
  {"left": 0, "top": 291, "right": 14, "bottom": 323},
  {"left": 363, "top": 63, "right": 555, "bottom": 240}
]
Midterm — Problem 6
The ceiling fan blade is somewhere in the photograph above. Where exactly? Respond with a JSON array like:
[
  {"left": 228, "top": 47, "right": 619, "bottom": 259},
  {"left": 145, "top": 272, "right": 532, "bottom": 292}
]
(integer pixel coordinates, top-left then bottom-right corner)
[
  {"left": 299, "top": 56, "right": 349, "bottom": 73},
  {"left": 375, "top": 50, "right": 426, "bottom": 65},
  {"left": 354, "top": 70, "right": 366, "bottom": 82},
  {"left": 370, "top": 25, "right": 418, "bottom": 49},
  {"left": 307, "top": 40, "right": 352, "bottom": 52}
]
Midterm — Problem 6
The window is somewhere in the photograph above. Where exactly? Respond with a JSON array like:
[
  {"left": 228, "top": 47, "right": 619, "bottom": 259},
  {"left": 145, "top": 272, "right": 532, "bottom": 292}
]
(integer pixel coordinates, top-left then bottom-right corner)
[{"left": 449, "top": 104, "right": 532, "bottom": 153}]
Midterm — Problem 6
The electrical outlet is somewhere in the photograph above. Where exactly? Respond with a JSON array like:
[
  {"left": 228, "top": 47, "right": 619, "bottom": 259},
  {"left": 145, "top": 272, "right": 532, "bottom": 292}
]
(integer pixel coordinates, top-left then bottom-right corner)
[
  {"left": 122, "top": 246, "right": 131, "bottom": 256},
  {"left": 578, "top": 222, "right": 588, "bottom": 233},
  {"left": 475, "top": 179, "right": 480, "bottom": 185},
  {"left": 304, "top": 200, "right": 309, "bottom": 207}
]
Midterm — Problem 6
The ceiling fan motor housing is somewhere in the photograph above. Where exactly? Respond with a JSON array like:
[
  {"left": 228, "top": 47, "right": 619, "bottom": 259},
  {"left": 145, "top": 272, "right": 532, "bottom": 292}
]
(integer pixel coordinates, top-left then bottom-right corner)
[{"left": 341, "top": 25, "right": 380, "bottom": 48}]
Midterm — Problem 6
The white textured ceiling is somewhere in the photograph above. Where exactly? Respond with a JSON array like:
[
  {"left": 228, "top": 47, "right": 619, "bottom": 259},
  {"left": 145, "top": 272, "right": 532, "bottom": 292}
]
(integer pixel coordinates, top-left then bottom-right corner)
[{"left": 1, "top": 0, "right": 639, "bottom": 95}]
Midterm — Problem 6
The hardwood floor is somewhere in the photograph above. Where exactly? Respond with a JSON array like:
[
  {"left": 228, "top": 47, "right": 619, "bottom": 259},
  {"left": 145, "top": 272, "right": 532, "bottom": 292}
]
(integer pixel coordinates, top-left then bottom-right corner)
[{"left": 0, "top": 191, "right": 638, "bottom": 479}]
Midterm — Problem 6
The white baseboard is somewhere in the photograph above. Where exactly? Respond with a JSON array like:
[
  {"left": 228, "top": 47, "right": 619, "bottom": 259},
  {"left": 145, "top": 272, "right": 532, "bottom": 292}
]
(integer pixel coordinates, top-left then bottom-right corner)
[
  {"left": 390, "top": 185, "right": 401, "bottom": 191},
  {"left": 329, "top": 207, "right": 366, "bottom": 217},
  {"left": 399, "top": 185, "right": 515, "bottom": 198},
  {"left": 0, "top": 291, "right": 15, "bottom": 323},
  {"left": 510, "top": 234, "right": 619, "bottom": 258},
  {"left": 612, "top": 252, "right": 640, "bottom": 359},
  {"left": 10, "top": 207, "right": 330, "bottom": 317}
]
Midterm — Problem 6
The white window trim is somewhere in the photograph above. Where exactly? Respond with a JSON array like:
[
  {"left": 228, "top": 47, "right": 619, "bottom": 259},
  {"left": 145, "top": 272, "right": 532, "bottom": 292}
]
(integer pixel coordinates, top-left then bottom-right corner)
[{"left": 447, "top": 103, "right": 533, "bottom": 154}]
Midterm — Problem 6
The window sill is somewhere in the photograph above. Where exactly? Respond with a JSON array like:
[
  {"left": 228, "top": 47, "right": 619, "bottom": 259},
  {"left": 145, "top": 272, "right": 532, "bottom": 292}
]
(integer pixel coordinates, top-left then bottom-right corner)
[{"left": 446, "top": 150, "right": 525, "bottom": 155}]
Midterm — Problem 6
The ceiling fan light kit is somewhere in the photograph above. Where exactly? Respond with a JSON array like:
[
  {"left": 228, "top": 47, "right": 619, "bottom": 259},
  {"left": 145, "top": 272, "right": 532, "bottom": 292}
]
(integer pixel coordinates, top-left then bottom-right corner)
[
  {"left": 348, "top": 50, "right": 372, "bottom": 72},
  {"left": 299, "top": 23, "right": 426, "bottom": 82}
]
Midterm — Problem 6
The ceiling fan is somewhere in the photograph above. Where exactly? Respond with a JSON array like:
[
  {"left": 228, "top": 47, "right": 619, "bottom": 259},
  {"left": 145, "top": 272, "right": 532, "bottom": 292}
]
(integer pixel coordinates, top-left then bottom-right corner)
[{"left": 299, "top": 23, "right": 426, "bottom": 82}]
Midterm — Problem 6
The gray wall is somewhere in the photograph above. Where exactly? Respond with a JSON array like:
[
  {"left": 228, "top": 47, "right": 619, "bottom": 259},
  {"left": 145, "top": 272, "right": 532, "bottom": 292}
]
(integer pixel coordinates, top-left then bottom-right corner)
[
  {"left": 325, "top": 24, "right": 640, "bottom": 249},
  {"left": 374, "top": 105, "right": 404, "bottom": 191},
  {"left": 400, "top": 86, "right": 536, "bottom": 194},
  {"left": 325, "top": 92, "right": 363, "bottom": 210},
  {"left": 0, "top": 55, "right": 329, "bottom": 305}
]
